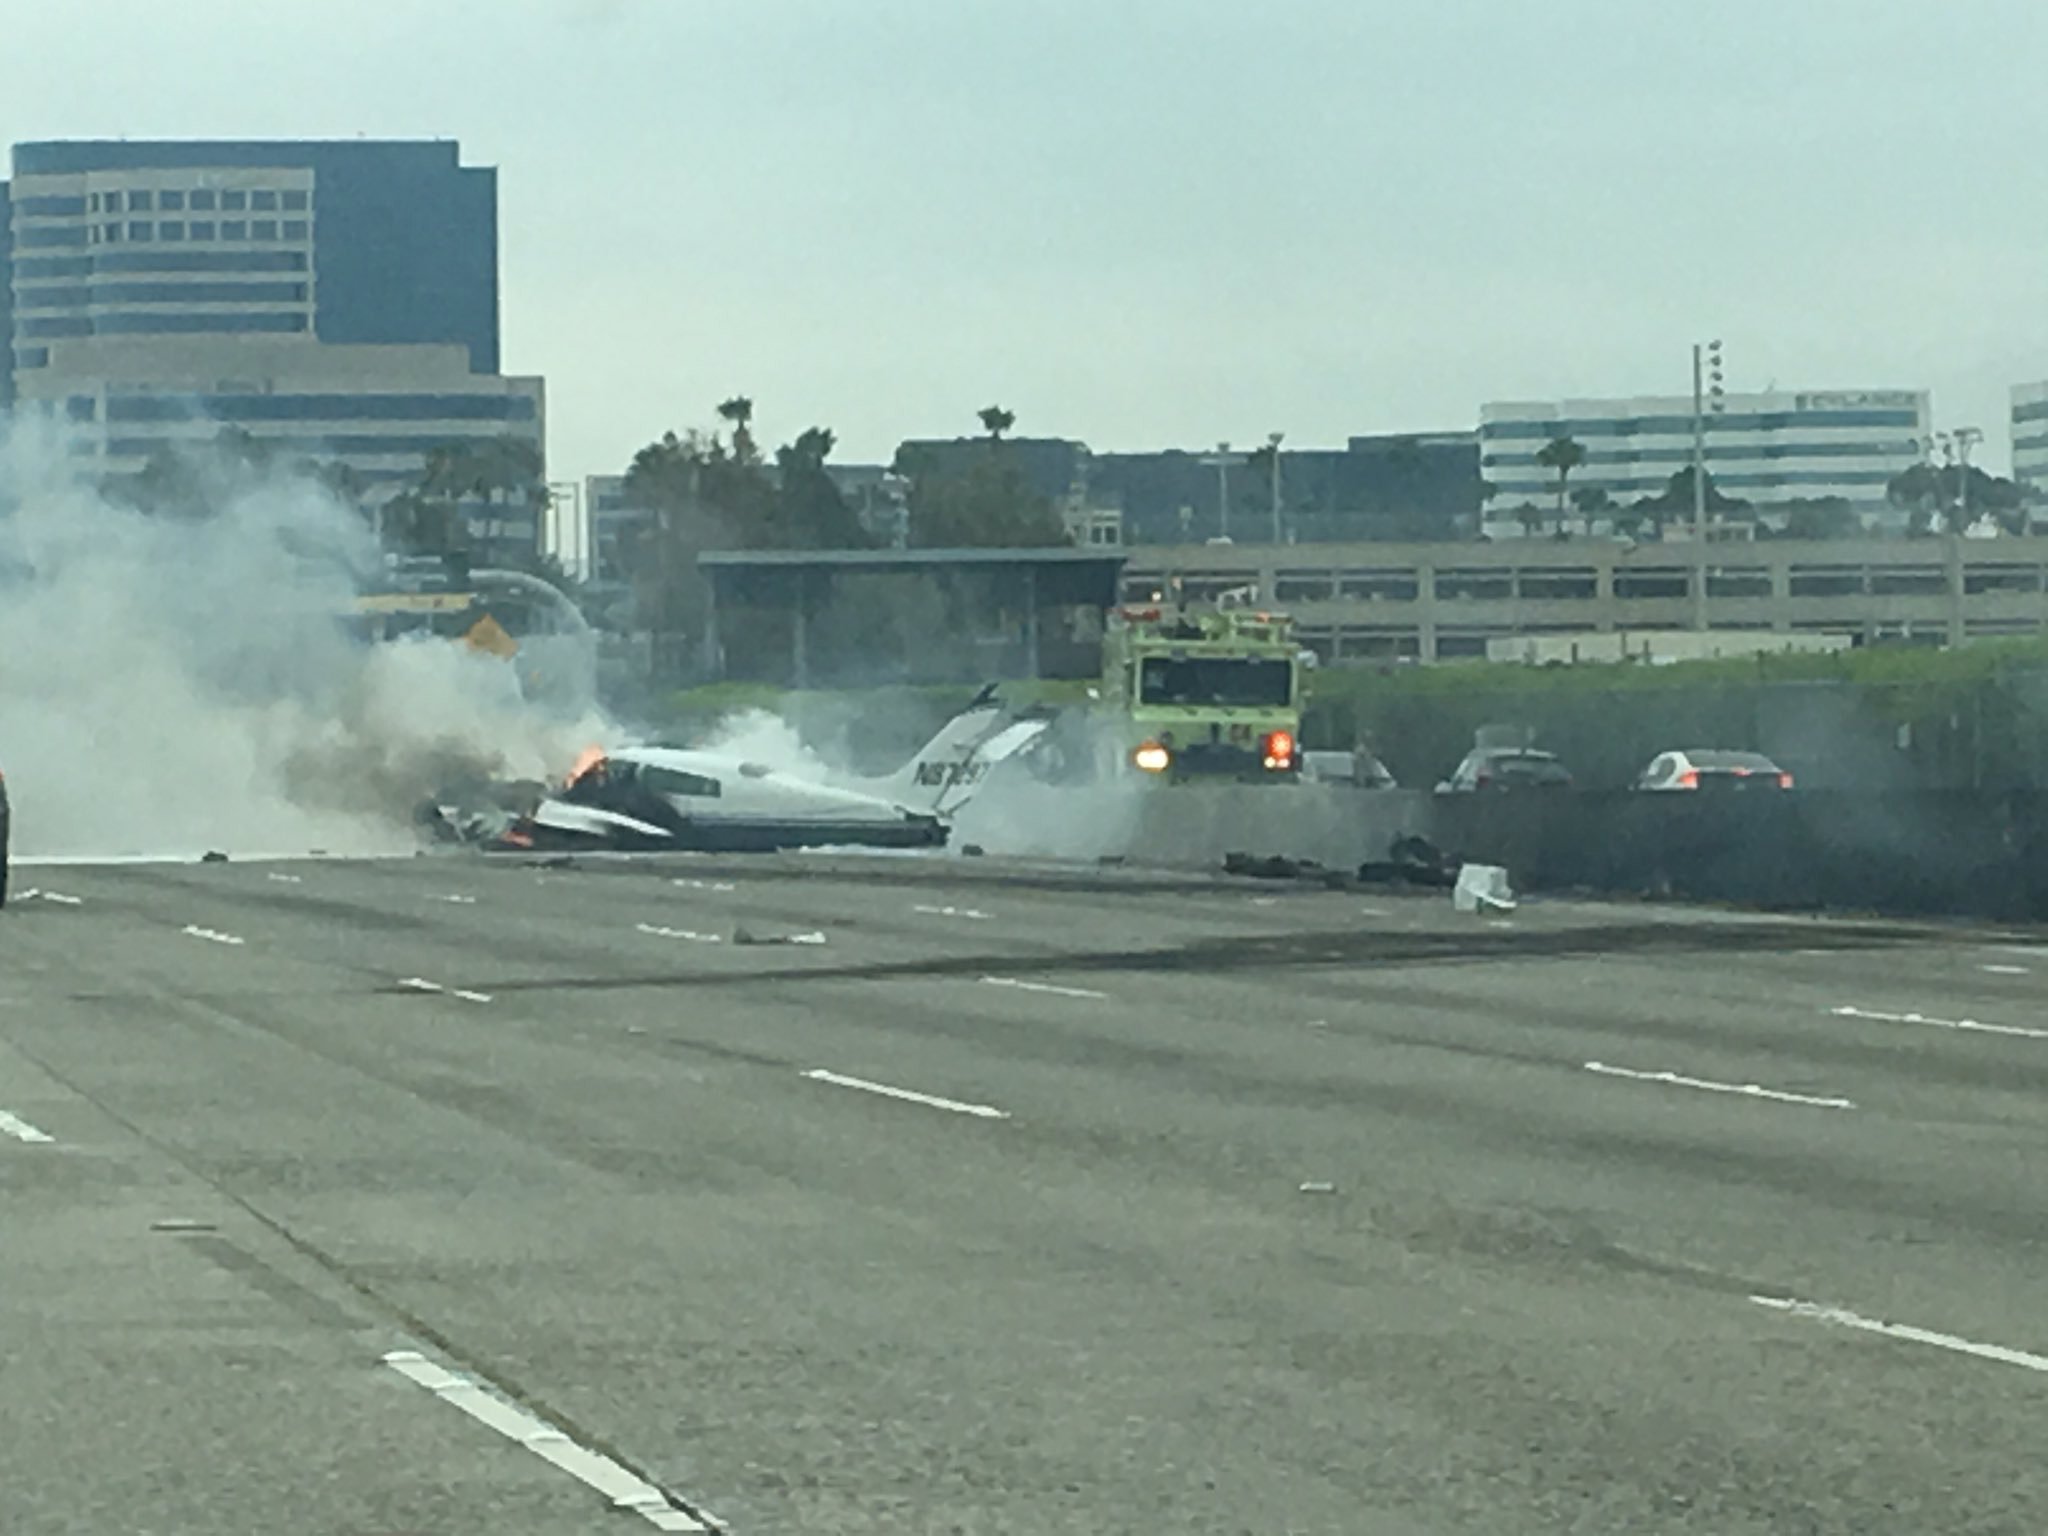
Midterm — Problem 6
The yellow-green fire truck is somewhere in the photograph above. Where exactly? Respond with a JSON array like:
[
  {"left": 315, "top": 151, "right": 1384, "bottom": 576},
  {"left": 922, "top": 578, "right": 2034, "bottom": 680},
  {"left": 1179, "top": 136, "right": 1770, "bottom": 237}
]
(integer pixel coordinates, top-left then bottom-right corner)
[{"left": 1097, "top": 604, "right": 1305, "bottom": 782}]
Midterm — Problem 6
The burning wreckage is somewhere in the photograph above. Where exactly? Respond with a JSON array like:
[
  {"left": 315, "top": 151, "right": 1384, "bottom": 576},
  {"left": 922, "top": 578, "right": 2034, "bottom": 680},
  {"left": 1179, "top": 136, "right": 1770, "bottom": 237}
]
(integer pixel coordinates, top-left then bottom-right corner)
[{"left": 420, "top": 687, "right": 1052, "bottom": 855}]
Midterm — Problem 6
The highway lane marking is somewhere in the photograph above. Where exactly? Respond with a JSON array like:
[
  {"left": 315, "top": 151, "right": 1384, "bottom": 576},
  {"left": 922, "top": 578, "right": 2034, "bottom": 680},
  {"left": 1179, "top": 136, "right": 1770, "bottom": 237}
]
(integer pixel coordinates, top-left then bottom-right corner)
[
  {"left": 1981, "top": 963, "right": 2029, "bottom": 975},
  {"left": 397, "top": 977, "right": 494, "bottom": 1005},
  {"left": 1584, "top": 1061, "right": 1855, "bottom": 1110},
  {"left": 381, "top": 1349, "right": 710, "bottom": 1531},
  {"left": 14, "top": 888, "right": 84, "bottom": 905},
  {"left": 1832, "top": 1004, "right": 2048, "bottom": 1041},
  {"left": 913, "top": 903, "right": 992, "bottom": 921},
  {"left": 636, "top": 922, "right": 723, "bottom": 944},
  {"left": 181, "top": 925, "right": 245, "bottom": 946},
  {"left": 1752, "top": 1295, "right": 2048, "bottom": 1377},
  {"left": 432, "top": 893, "right": 478, "bottom": 905},
  {"left": 672, "top": 878, "right": 736, "bottom": 893},
  {"left": 802, "top": 1068, "right": 1010, "bottom": 1120},
  {"left": 266, "top": 872, "right": 303, "bottom": 884},
  {"left": 979, "top": 975, "right": 1108, "bottom": 1000},
  {"left": 0, "top": 1109, "right": 55, "bottom": 1144}
]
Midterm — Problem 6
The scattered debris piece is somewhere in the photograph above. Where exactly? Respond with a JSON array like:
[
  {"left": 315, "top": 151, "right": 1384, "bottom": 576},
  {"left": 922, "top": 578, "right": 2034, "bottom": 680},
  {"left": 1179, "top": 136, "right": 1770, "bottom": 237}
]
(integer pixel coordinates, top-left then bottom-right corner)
[
  {"left": 733, "top": 927, "right": 829, "bottom": 947},
  {"left": 1223, "top": 852, "right": 1349, "bottom": 887},
  {"left": 1298, "top": 1181, "right": 1337, "bottom": 1195},
  {"left": 1452, "top": 863, "right": 1517, "bottom": 914},
  {"left": 1358, "top": 834, "right": 1459, "bottom": 889}
]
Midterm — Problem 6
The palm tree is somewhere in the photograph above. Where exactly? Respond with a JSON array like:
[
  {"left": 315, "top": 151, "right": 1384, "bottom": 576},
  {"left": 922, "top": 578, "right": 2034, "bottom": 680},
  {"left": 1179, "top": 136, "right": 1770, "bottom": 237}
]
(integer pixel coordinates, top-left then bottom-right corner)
[
  {"left": 1569, "top": 483, "right": 1613, "bottom": 537},
  {"left": 978, "top": 405, "right": 1016, "bottom": 441},
  {"left": 717, "top": 396, "right": 756, "bottom": 462},
  {"left": 1535, "top": 435, "right": 1587, "bottom": 531}
]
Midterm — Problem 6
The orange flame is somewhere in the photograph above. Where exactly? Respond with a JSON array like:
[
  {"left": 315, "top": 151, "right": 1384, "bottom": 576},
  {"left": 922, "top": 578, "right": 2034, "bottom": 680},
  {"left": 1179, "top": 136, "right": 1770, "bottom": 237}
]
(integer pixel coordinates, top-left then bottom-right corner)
[{"left": 564, "top": 744, "right": 607, "bottom": 789}]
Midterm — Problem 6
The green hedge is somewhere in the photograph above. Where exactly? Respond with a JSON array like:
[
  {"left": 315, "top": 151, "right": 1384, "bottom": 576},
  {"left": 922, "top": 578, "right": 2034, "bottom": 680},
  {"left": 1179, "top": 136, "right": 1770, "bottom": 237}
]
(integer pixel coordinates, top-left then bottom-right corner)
[{"left": 1303, "top": 640, "right": 2048, "bottom": 791}]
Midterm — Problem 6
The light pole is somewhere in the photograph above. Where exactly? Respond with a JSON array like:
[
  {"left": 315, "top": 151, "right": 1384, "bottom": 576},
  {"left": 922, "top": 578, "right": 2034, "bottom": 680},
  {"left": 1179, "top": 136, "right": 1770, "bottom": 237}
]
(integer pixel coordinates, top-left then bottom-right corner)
[
  {"left": 1199, "top": 441, "right": 1246, "bottom": 540},
  {"left": 1954, "top": 425, "right": 1983, "bottom": 532},
  {"left": 1691, "top": 338, "right": 1725, "bottom": 630},
  {"left": 1267, "top": 431, "right": 1284, "bottom": 545}
]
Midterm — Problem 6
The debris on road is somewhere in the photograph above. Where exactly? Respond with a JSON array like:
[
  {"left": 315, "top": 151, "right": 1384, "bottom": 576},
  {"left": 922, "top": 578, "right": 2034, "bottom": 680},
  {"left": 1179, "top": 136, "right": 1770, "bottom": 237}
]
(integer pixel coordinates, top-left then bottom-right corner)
[
  {"left": 1222, "top": 851, "right": 1349, "bottom": 888},
  {"left": 733, "top": 926, "right": 829, "bottom": 947},
  {"left": 1358, "top": 834, "right": 1461, "bottom": 889},
  {"left": 1298, "top": 1181, "right": 1337, "bottom": 1195},
  {"left": 1452, "top": 863, "right": 1517, "bottom": 914}
]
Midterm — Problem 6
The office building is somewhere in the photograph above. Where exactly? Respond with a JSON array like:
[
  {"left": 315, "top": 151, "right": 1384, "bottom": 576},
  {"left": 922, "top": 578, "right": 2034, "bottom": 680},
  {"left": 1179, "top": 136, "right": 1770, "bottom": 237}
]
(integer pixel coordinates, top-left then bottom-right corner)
[
  {"left": 3, "top": 139, "right": 542, "bottom": 560},
  {"left": 2013, "top": 381, "right": 2048, "bottom": 499},
  {"left": 1480, "top": 390, "right": 1928, "bottom": 531}
]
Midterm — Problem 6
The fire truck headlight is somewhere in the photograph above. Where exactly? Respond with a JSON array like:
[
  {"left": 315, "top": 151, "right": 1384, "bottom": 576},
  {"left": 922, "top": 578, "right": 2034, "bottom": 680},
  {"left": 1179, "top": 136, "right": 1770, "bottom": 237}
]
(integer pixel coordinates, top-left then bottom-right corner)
[{"left": 1132, "top": 742, "right": 1173, "bottom": 774}]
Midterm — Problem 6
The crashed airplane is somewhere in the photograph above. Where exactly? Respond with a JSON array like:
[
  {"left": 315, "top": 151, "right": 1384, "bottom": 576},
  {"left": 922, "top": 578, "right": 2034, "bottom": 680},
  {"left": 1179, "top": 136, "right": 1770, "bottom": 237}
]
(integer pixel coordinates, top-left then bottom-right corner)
[{"left": 438, "top": 687, "right": 1050, "bottom": 855}]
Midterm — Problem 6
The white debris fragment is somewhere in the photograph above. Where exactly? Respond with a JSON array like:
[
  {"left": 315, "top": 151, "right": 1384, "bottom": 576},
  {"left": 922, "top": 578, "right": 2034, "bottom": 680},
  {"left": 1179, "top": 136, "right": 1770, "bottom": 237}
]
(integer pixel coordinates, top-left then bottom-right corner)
[{"left": 1452, "top": 863, "right": 1516, "bottom": 914}]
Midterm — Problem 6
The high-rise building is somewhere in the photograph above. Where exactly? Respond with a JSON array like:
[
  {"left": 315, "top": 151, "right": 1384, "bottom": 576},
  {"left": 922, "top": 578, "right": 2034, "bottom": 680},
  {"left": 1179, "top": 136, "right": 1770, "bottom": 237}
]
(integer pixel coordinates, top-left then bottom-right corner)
[
  {"left": 2012, "top": 381, "right": 2048, "bottom": 499},
  {"left": 2, "top": 139, "right": 543, "bottom": 560},
  {"left": 1480, "top": 390, "right": 1928, "bottom": 531}
]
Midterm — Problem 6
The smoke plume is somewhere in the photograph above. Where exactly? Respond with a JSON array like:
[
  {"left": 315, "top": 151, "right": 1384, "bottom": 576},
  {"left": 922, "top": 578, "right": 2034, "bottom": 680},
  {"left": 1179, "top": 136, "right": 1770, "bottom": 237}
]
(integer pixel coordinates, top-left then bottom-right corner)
[{"left": 0, "top": 416, "right": 605, "bottom": 859}]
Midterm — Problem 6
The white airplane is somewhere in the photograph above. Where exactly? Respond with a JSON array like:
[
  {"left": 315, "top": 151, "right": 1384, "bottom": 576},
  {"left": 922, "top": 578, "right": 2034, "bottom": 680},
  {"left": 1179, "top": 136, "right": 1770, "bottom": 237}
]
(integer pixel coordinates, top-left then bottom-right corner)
[{"left": 490, "top": 687, "right": 1049, "bottom": 854}]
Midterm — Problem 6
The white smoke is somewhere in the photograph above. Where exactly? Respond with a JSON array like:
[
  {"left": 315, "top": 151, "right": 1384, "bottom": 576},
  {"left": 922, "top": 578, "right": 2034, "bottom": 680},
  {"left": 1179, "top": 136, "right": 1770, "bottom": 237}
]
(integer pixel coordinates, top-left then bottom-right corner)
[
  {"left": 0, "top": 416, "right": 609, "bottom": 859},
  {"left": 693, "top": 707, "right": 834, "bottom": 780}
]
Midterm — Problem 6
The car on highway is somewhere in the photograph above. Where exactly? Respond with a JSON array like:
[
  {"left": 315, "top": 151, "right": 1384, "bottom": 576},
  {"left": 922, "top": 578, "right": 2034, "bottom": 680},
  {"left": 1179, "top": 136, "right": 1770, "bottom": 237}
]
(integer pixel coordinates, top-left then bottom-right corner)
[
  {"left": 1435, "top": 747, "right": 1573, "bottom": 793},
  {"left": 1634, "top": 749, "right": 1793, "bottom": 792},
  {"left": 1300, "top": 748, "right": 1398, "bottom": 789}
]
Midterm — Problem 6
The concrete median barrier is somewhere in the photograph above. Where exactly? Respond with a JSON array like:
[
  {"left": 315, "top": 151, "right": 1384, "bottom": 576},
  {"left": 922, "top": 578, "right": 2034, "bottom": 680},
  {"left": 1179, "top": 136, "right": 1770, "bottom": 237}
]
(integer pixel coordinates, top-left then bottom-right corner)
[
  {"left": 1432, "top": 789, "right": 2048, "bottom": 920},
  {"left": 1126, "top": 785, "right": 1432, "bottom": 870}
]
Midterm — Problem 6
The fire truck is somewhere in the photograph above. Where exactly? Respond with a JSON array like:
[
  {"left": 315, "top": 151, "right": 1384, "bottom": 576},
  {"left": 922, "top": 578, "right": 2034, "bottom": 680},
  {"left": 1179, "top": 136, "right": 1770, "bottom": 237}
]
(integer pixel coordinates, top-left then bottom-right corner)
[{"left": 1093, "top": 604, "right": 1306, "bottom": 782}]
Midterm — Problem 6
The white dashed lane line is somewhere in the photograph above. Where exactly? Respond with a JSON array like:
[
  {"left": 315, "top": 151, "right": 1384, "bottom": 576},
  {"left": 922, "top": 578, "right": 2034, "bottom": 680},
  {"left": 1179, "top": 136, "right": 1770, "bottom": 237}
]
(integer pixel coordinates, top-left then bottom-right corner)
[
  {"left": 979, "top": 975, "right": 1108, "bottom": 1001},
  {"left": 1980, "top": 963, "right": 2029, "bottom": 976},
  {"left": 671, "top": 878, "right": 736, "bottom": 893},
  {"left": 1832, "top": 1004, "right": 2048, "bottom": 1041},
  {"left": 398, "top": 977, "right": 493, "bottom": 1005},
  {"left": 1752, "top": 1295, "right": 2048, "bottom": 1377},
  {"left": 266, "top": 873, "right": 303, "bottom": 885},
  {"left": 432, "top": 893, "right": 478, "bottom": 905},
  {"left": 181, "top": 925, "right": 245, "bottom": 946},
  {"left": 635, "top": 923, "right": 722, "bottom": 944},
  {"left": 381, "top": 1349, "right": 711, "bottom": 1531},
  {"left": 1584, "top": 1061, "right": 1855, "bottom": 1110},
  {"left": 803, "top": 1069, "right": 1010, "bottom": 1120},
  {"left": 913, "top": 904, "right": 992, "bottom": 921},
  {"left": 0, "top": 1109, "right": 55, "bottom": 1144}
]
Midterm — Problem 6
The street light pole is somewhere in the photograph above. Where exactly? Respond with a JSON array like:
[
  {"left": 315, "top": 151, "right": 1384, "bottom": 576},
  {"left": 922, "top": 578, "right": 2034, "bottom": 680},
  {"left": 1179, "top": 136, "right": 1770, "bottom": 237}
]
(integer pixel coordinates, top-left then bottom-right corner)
[
  {"left": 1955, "top": 425, "right": 1983, "bottom": 531},
  {"left": 1690, "top": 338, "right": 1724, "bottom": 631},
  {"left": 1267, "top": 431, "right": 1284, "bottom": 544},
  {"left": 1198, "top": 442, "right": 1246, "bottom": 541}
]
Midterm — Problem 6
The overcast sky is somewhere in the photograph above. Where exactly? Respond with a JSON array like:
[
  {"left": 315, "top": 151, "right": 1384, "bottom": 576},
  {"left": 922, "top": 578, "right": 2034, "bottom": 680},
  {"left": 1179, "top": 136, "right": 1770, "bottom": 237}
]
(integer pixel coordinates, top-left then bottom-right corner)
[{"left": 9, "top": 0, "right": 2047, "bottom": 479}]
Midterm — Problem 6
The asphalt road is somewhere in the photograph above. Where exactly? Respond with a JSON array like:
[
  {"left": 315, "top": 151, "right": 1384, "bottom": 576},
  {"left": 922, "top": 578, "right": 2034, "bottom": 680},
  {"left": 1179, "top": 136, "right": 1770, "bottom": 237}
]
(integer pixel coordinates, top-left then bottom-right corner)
[{"left": 4, "top": 850, "right": 2047, "bottom": 1534}]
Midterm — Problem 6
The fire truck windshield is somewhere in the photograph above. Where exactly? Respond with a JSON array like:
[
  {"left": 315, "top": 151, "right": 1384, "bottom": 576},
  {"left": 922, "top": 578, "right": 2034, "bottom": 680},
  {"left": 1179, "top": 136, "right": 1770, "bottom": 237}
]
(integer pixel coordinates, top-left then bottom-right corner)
[{"left": 1138, "top": 656, "right": 1292, "bottom": 708}]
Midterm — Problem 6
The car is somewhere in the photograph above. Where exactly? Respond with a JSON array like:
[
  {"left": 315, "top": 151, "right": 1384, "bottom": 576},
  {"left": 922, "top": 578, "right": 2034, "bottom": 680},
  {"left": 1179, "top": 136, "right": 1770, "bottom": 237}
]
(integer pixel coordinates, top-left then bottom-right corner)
[
  {"left": 1435, "top": 747, "right": 1574, "bottom": 793},
  {"left": 1300, "top": 749, "right": 1398, "bottom": 789},
  {"left": 1634, "top": 748, "right": 1793, "bottom": 792}
]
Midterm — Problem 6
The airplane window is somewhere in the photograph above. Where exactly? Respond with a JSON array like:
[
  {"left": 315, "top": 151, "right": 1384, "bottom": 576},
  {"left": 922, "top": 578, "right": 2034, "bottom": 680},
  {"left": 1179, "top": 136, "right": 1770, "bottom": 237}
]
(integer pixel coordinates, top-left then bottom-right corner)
[{"left": 642, "top": 766, "right": 721, "bottom": 798}]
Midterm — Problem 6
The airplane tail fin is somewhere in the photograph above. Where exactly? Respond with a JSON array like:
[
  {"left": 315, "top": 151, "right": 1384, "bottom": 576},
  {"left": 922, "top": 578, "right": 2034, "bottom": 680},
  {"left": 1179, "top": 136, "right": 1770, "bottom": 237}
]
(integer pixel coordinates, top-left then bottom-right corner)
[{"left": 877, "top": 689, "right": 1051, "bottom": 816}]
